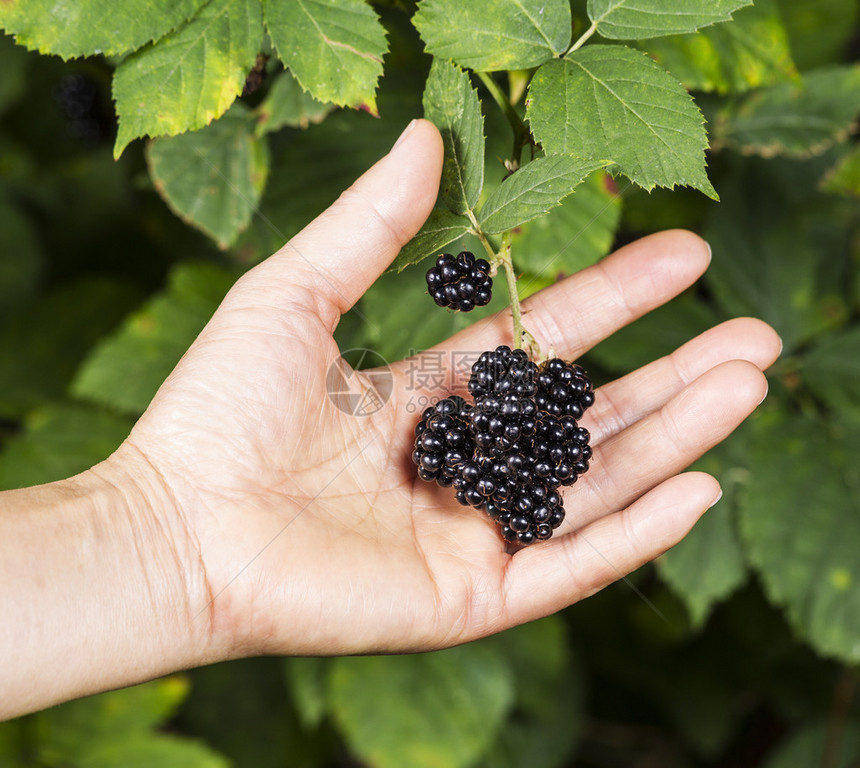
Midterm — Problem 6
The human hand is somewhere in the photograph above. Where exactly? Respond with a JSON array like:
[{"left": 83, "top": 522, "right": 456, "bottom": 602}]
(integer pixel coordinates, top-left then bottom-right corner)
[{"left": 116, "top": 119, "right": 780, "bottom": 661}]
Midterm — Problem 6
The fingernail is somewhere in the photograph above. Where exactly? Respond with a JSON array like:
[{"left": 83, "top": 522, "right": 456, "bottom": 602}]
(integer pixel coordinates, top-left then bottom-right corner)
[
  {"left": 392, "top": 119, "right": 418, "bottom": 152},
  {"left": 758, "top": 382, "right": 770, "bottom": 406},
  {"left": 704, "top": 239, "right": 712, "bottom": 264},
  {"left": 708, "top": 489, "right": 723, "bottom": 509}
]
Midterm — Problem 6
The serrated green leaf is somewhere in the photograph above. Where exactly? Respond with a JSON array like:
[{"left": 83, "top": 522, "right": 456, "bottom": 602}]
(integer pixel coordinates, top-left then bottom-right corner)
[
  {"left": 713, "top": 65, "right": 860, "bottom": 158},
  {"left": 264, "top": 0, "right": 386, "bottom": 112},
  {"left": 147, "top": 104, "right": 269, "bottom": 248},
  {"left": 588, "top": 0, "right": 752, "bottom": 40},
  {"left": 703, "top": 157, "right": 850, "bottom": 352},
  {"left": 113, "top": 0, "right": 263, "bottom": 158},
  {"left": 762, "top": 722, "right": 860, "bottom": 768},
  {"left": 413, "top": 0, "right": 571, "bottom": 71},
  {"left": 800, "top": 326, "right": 860, "bottom": 411},
  {"left": 821, "top": 143, "right": 860, "bottom": 196},
  {"left": 0, "top": 404, "right": 133, "bottom": 490},
  {"left": 511, "top": 172, "right": 621, "bottom": 280},
  {"left": 328, "top": 645, "right": 515, "bottom": 768},
  {"left": 777, "top": 0, "right": 860, "bottom": 71},
  {"left": 527, "top": 46, "right": 717, "bottom": 198},
  {"left": 423, "top": 58, "right": 484, "bottom": 215},
  {"left": 72, "top": 263, "right": 235, "bottom": 415},
  {"left": 0, "top": 0, "right": 206, "bottom": 59},
  {"left": 643, "top": 0, "right": 798, "bottom": 94},
  {"left": 478, "top": 155, "right": 609, "bottom": 234},
  {"left": 255, "top": 69, "right": 333, "bottom": 136},
  {"left": 740, "top": 413, "right": 860, "bottom": 663},
  {"left": 657, "top": 442, "right": 749, "bottom": 628},
  {"left": 390, "top": 209, "right": 471, "bottom": 271},
  {"left": 0, "top": 278, "right": 141, "bottom": 418}
]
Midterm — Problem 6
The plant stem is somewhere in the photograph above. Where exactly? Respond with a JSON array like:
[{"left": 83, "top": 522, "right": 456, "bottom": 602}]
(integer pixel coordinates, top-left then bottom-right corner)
[
  {"left": 476, "top": 71, "right": 530, "bottom": 167},
  {"left": 567, "top": 20, "right": 597, "bottom": 55},
  {"left": 466, "top": 213, "right": 538, "bottom": 354}
]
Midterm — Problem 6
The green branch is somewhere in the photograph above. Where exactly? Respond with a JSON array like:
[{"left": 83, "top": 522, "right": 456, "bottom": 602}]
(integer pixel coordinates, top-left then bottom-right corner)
[{"left": 476, "top": 71, "right": 530, "bottom": 167}]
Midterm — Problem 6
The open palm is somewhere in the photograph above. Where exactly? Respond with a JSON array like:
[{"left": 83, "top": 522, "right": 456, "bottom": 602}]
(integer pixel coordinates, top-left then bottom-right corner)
[{"left": 122, "top": 120, "right": 779, "bottom": 662}]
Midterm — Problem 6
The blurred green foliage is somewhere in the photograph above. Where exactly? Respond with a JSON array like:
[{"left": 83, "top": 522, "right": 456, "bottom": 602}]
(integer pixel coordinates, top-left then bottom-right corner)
[{"left": 2, "top": 1, "right": 860, "bottom": 766}]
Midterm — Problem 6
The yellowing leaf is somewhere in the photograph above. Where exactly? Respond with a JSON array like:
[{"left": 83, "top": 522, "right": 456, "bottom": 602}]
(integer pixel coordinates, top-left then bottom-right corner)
[{"left": 112, "top": 0, "right": 263, "bottom": 158}]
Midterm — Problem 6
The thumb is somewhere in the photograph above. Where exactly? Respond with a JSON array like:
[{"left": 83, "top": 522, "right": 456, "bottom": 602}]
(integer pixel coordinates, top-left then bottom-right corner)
[{"left": 241, "top": 118, "right": 443, "bottom": 326}]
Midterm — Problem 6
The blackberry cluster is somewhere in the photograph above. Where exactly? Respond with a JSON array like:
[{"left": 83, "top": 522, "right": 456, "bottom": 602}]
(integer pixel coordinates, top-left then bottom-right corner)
[
  {"left": 412, "top": 346, "right": 595, "bottom": 546},
  {"left": 425, "top": 252, "right": 493, "bottom": 312}
]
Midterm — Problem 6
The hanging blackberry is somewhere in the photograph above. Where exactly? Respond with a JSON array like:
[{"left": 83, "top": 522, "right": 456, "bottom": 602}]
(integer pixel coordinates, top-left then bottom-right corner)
[
  {"left": 412, "top": 396, "right": 473, "bottom": 485},
  {"left": 535, "top": 358, "right": 595, "bottom": 419},
  {"left": 425, "top": 251, "right": 493, "bottom": 312}
]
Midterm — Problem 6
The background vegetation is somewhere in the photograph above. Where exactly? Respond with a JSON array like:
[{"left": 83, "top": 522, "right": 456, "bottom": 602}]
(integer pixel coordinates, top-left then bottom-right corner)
[{"left": 1, "top": 0, "right": 860, "bottom": 765}]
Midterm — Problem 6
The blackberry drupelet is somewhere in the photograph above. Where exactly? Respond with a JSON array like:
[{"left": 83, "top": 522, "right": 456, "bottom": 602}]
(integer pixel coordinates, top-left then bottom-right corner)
[
  {"left": 425, "top": 251, "right": 493, "bottom": 312},
  {"left": 468, "top": 345, "right": 538, "bottom": 400},
  {"left": 535, "top": 358, "right": 595, "bottom": 419},
  {"left": 412, "top": 396, "right": 473, "bottom": 486}
]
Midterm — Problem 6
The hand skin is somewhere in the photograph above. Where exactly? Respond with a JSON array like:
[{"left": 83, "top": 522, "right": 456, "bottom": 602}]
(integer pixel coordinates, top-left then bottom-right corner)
[{"left": 0, "top": 119, "right": 781, "bottom": 720}]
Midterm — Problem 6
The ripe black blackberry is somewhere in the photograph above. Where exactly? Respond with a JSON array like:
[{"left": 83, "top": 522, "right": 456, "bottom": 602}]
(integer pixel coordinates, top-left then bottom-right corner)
[
  {"left": 468, "top": 345, "right": 538, "bottom": 400},
  {"left": 426, "top": 251, "right": 493, "bottom": 312},
  {"left": 535, "top": 358, "right": 595, "bottom": 419},
  {"left": 531, "top": 413, "right": 592, "bottom": 486},
  {"left": 412, "top": 396, "right": 473, "bottom": 485}
]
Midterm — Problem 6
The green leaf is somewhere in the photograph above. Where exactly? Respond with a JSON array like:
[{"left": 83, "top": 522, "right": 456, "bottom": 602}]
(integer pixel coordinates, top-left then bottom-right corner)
[
  {"left": 328, "top": 644, "right": 515, "bottom": 768},
  {"left": 800, "top": 326, "right": 860, "bottom": 411},
  {"left": 284, "top": 658, "right": 328, "bottom": 729},
  {"left": 147, "top": 104, "right": 269, "bottom": 248},
  {"left": 762, "top": 722, "right": 860, "bottom": 768},
  {"left": 510, "top": 171, "right": 621, "bottom": 279},
  {"left": 72, "top": 263, "right": 235, "bottom": 415},
  {"left": 588, "top": 0, "right": 752, "bottom": 40},
  {"left": 112, "top": 0, "right": 263, "bottom": 158},
  {"left": 0, "top": 0, "right": 206, "bottom": 59},
  {"left": 423, "top": 58, "right": 485, "bottom": 215},
  {"left": 77, "top": 735, "right": 230, "bottom": 768},
  {"left": 390, "top": 209, "right": 471, "bottom": 272},
  {"left": 821, "top": 144, "right": 860, "bottom": 196},
  {"left": 255, "top": 69, "right": 333, "bottom": 136},
  {"left": 413, "top": 0, "right": 571, "bottom": 71},
  {"left": 527, "top": 46, "right": 717, "bottom": 198},
  {"left": 264, "top": 0, "right": 386, "bottom": 113},
  {"left": 712, "top": 65, "right": 860, "bottom": 158},
  {"left": 34, "top": 678, "right": 190, "bottom": 761},
  {"left": 703, "top": 159, "right": 847, "bottom": 352},
  {"left": 0, "top": 277, "right": 141, "bottom": 418},
  {"left": 0, "top": 404, "right": 133, "bottom": 490},
  {"left": 642, "top": 0, "right": 798, "bottom": 94},
  {"left": 740, "top": 413, "right": 860, "bottom": 663},
  {"left": 480, "top": 619, "right": 584, "bottom": 768},
  {"left": 656, "top": 441, "right": 749, "bottom": 628},
  {"left": 777, "top": 0, "right": 860, "bottom": 71},
  {"left": 478, "top": 155, "right": 609, "bottom": 234}
]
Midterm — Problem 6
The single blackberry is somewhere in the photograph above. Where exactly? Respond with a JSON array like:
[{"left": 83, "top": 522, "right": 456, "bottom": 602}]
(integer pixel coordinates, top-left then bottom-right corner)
[
  {"left": 531, "top": 414, "right": 592, "bottom": 487},
  {"left": 426, "top": 251, "right": 492, "bottom": 312},
  {"left": 535, "top": 358, "right": 595, "bottom": 419},
  {"left": 468, "top": 345, "right": 538, "bottom": 400},
  {"left": 412, "top": 396, "right": 473, "bottom": 485},
  {"left": 468, "top": 393, "right": 538, "bottom": 456}
]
